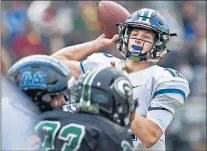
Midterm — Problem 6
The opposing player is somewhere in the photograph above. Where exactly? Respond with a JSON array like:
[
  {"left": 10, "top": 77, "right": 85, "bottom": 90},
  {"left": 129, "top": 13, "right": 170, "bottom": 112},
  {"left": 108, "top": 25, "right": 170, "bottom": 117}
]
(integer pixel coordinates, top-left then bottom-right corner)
[
  {"left": 7, "top": 55, "right": 71, "bottom": 113},
  {"left": 51, "top": 8, "right": 190, "bottom": 150},
  {"left": 6, "top": 55, "right": 72, "bottom": 150},
  {"left": 34, "top": 67, "right": 136, "bottom": 151}
]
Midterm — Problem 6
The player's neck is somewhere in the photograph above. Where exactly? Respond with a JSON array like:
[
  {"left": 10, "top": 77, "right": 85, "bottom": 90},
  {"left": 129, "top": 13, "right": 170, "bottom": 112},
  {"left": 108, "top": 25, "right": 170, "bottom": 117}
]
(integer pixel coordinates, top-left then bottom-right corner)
[{"left": 125, "top": 59, "right": 149, "bottom": 73}]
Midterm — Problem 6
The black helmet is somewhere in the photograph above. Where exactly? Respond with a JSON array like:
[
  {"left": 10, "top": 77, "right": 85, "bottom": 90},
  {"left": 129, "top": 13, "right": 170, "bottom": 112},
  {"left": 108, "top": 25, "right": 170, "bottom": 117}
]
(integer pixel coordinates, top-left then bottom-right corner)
[
  {"left": 7, "top": 55, "right": 71, "bottom": 112},
  {"left": 70, "top": 67, "right": 137, "bottom": 127},
  {"left": 117, "top": 8, "right": 177, "bottom": 62}
]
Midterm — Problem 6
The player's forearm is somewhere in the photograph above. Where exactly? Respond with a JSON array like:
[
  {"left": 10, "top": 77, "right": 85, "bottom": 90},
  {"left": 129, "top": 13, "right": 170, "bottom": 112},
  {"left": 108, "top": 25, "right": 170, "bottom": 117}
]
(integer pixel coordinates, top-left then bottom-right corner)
[
  {"left": 130, "top": 113, "right": 163, "bottom": 148},
  {"left": 51, "top": 56, "right": 82, "bottom": 80},
  {"left": 51, "top": 39, "right": 106, "bottom": 61}
]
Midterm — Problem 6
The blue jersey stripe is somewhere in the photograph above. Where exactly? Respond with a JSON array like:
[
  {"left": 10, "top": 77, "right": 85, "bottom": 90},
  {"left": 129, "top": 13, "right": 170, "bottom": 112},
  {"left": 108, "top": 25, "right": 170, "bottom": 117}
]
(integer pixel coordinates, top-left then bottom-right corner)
[
  {"left": 153, "top": 88, "right": 186, "bottom": 101},
  {"left": 80, "top": 61, "right": 85, "bottom": 74}
]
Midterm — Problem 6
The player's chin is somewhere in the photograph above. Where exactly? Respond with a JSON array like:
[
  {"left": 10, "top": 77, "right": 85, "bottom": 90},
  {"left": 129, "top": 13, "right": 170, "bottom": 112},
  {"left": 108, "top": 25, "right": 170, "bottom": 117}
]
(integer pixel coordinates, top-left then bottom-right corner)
[{"left": 50, "top": 97, "right": 66, "bottom": 108}]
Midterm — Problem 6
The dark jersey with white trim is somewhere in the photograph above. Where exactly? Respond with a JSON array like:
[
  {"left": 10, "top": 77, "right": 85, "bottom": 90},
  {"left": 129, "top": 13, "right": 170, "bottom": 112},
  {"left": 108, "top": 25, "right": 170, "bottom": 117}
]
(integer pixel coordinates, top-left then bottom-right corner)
[{"left": 35, "top": 107, "right": 134, "bottom": 151}]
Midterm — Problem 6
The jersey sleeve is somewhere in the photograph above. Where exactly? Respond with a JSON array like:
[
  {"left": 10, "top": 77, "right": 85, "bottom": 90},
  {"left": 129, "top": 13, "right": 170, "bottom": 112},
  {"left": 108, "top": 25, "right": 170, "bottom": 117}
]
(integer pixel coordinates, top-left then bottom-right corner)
[
  {"left": 147, "top": 72, "right": 190, "bottom": 132},
  {"left": 80, "top": 53, "right": 121, "bottom": 73}
]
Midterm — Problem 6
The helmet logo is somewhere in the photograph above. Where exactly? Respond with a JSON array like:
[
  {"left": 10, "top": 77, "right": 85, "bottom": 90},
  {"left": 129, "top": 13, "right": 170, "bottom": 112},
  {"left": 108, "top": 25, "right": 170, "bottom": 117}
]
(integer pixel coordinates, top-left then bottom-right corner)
[
  {"left": 20, "top": 71, "right": 47, "bottom": 89},
  {"left": 114, "top": 77, "right": 132, "bottom": 101}
]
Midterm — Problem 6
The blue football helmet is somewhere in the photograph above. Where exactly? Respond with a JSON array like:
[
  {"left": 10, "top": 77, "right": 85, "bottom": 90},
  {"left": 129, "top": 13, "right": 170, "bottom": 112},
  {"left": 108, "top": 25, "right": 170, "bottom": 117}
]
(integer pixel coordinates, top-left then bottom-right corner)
[
  {"left": 117, "top": 8, "right": 177, "bottom": 62},
  {"left": 7, "top": 55, "right": 71, "bottom": 112}
]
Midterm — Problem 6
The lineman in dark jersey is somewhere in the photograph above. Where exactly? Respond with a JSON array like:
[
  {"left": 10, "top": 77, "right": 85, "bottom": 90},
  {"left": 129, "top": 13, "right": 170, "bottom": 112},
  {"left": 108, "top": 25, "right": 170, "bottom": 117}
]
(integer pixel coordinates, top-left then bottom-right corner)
[{"left": 35, "top": 67, "right": 137, "bottom": 151}]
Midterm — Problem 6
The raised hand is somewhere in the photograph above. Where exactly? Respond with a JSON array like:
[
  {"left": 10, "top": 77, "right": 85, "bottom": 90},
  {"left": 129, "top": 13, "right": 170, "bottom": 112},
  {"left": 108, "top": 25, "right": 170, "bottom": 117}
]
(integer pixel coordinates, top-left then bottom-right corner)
[{"left": 96, "top": 34, "right": 119, "bottom": 47}]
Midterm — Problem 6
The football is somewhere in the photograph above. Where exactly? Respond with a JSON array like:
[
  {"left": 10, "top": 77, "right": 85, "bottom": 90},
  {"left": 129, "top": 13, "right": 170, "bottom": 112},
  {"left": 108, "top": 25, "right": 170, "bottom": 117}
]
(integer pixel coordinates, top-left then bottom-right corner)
[{"left": 97, "top": 1, "right": 130, "bottom": 38}]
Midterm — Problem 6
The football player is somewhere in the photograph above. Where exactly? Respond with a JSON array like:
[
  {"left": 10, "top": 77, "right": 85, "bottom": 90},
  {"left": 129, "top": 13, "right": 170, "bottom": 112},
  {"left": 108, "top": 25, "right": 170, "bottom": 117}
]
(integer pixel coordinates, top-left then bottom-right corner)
[
  {"left": 7, "top": 55, "right": 71, "bottom": 113},
  {"left": 6, "top": 55, "right": 72, "bottom": 150},
  {"left": 51, "top": 8, "right": 190, "bottom": 150},
  {"left": 34, "top": 67, "right": 136, "bottom": 151}
]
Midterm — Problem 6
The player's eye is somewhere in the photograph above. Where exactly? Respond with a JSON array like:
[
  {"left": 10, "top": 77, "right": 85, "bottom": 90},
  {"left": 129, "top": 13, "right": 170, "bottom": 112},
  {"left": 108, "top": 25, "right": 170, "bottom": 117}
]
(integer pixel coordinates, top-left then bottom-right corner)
[
  {"left": 144, "top": 35, "right": 150, "bottom": 39},
  {"left": 144, "top": 35, "right": 154, "bottom": 42},
  {"left": 131, "top": 32, "right": 138, "bottom": 37}
]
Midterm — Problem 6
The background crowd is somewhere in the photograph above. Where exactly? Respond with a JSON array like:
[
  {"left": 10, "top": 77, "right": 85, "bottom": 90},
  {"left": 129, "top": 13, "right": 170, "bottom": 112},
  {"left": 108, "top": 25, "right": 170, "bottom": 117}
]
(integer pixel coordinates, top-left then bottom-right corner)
[{"left": 1, "top": 1, "right": 206, "bottom": 151}]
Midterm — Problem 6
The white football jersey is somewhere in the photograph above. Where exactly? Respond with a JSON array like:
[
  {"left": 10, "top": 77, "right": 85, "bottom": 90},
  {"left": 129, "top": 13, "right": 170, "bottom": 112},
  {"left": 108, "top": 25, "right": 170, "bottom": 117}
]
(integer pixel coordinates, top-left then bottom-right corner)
[
  {"left": 80, "top": 53, "right": 121, "bottom": 73},
  {"left": 80, "top": 53, "right": 190, "bottom": 150}
]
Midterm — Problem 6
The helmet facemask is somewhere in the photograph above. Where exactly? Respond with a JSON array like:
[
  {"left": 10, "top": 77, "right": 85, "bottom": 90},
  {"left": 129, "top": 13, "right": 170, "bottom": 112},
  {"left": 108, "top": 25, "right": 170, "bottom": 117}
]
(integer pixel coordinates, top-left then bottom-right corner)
[
  {"left": 117, "top": 24, "right": 170, "bottom": 62},
  {"left": 117, "top": 8, "right": 177, "bottom": 62}
]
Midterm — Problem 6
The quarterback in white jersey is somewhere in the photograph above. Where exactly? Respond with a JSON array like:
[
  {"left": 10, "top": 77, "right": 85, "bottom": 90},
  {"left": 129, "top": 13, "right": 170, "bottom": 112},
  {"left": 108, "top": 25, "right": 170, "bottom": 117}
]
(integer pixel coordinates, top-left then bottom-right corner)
[
  {"left": 52, "top": 8, "right": 190, "bottom": 151},
  {"left": 81, "top": 52, "right": 189, "bottom": 150}
]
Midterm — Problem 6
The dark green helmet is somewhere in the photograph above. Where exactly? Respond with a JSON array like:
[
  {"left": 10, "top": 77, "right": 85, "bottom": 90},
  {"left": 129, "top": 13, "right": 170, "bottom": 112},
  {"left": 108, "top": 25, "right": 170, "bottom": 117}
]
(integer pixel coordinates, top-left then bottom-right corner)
[{"left": 70, "top": 67, "right": 137, "bottom": 127}]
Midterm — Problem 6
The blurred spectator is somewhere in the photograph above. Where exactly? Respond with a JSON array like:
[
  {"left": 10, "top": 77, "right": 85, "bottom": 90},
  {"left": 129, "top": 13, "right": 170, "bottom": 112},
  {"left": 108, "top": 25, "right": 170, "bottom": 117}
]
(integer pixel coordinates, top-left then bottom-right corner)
[
  {"left": 1, "top": 47, "right": 12, "bottom": 75},
  {"left": 78, "top": 1, "right": 100, "bottom": 32},
  {"left": 11, "top": 28, "right": 48, "bottom": 61},
  {"left": 182, "top": 1, "right": 198, "bottom": 41}
]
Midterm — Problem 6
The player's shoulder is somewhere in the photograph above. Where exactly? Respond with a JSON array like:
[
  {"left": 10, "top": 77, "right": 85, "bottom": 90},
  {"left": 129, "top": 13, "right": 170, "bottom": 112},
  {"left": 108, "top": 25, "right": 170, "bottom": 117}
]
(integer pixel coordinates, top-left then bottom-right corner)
[
  {"left": 100, "top": 116, "right": 132, "bottom": 139},
  {"left": 130, "top": 65, "right": 189, "bottom": 89},
  {"left": 87, "top": 52, "right": 121, "bottom": 62},
  {"left": 39, "top": 108, "right": 69, "bottom": 120},
  {"left": 39, "top": 111, "right": 133, "bottom": 150},
  {"left": 81, "top": 53, "right": 122, "bottom": 73},
  {"left": 150, "top": 65, "right": 189, "bottom": 85},
  {"left": 150, "top": 65, "right": 190, "bottom": 102},
  {"left": 88, "top": 52, "right": 114, "bottom": 58},
  {"left": 91, "top": 115, "right": 124, "bottom": 131},
  {"left": 92, "top": 116, "right": 133, "bottom": 150},
  {"left": 87, "top": 115, "right": 129, "bottom": 137}
]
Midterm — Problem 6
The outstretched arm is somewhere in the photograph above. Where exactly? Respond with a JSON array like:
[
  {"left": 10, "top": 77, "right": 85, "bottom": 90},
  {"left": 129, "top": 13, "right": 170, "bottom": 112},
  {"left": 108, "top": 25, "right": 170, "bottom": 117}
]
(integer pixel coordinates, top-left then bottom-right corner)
[
  {"left": 51, "top": 34, "right": 118, "bottom": 79},
  {"left": 52, "top": 55, "right": 82, "bottom": 80},
  {"left": 51, "top": 34, "right": 118, "bottom": 61}
]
